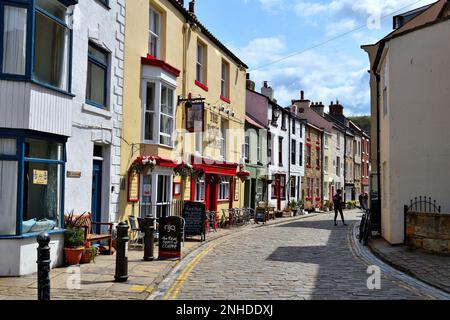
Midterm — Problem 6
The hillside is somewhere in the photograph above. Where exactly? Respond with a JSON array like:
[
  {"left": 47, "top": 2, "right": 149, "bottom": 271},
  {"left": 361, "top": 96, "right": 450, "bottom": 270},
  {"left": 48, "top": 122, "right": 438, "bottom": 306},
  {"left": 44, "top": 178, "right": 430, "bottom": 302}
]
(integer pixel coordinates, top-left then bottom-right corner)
[{"left": 349, "top": 116, "right": 371, "bottom": 135}]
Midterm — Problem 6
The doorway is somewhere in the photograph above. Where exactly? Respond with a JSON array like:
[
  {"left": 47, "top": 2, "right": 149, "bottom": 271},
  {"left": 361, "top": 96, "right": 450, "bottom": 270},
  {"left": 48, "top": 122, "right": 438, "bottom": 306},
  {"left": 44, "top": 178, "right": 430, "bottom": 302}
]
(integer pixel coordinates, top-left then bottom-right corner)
[{"left": 91, "top": 160, "right": 102, "bottom": 234}]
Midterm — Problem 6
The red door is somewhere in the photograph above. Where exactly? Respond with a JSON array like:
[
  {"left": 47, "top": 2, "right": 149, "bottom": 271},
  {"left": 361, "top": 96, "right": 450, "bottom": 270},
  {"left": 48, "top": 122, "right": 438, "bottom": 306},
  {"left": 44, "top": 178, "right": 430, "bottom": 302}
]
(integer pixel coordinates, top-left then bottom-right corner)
[{"left": 205, "top": 175, "right": 218, "bottom": 211}]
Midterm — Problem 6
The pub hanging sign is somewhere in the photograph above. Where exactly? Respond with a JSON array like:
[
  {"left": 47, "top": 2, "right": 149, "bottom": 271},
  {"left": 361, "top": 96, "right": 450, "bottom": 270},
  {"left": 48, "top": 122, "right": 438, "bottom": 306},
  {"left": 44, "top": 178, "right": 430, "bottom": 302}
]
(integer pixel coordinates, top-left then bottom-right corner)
[
  {"left": 186, "top": 102, "right": 205, "bottom": 133},
  {"left": 127, "top": 171, "right": 140, "bottom": 203}
]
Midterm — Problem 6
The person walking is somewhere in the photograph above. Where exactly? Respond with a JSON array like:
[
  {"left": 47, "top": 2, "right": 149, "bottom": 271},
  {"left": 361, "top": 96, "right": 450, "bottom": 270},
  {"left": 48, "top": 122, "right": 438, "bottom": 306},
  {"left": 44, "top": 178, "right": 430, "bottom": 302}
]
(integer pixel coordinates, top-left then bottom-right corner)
[
  {"left": 333, "top": 189, "right": 347, "bottom": 226},
  {"left": 364, "top": 193, "right": 369, "bottom": 210},
  {"left": 359, "top": 193, "right": 364, "bottom": 210}
]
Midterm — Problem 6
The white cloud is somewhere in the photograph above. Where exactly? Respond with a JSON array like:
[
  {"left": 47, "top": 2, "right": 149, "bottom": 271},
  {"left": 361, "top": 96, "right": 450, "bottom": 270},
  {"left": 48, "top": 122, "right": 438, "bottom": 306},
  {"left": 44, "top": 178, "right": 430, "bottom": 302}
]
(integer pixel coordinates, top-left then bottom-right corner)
[
  {"left": 294, "top": 2, "right": 328, "bottom": 17},
  {"left": 326, "top": 18, "right": 357, "bottom": 36},
  {"left": 234, "top": 37, "right": 371, "bottom": 115}
]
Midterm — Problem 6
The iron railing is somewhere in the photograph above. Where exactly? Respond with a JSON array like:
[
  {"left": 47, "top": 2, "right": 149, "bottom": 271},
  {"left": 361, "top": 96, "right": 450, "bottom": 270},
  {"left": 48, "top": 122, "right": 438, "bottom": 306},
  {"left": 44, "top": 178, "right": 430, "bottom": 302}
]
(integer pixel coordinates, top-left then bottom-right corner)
[{"left": 404, "top": 196, "right": 441, "bottom": 244}]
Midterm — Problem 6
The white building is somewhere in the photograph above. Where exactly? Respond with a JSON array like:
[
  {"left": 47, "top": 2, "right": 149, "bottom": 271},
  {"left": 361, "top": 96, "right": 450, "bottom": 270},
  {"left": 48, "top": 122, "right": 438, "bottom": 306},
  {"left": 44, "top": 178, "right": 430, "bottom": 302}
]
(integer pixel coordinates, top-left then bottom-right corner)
[
  {"left": 362, "top": 0, "right": 450, "bottom": 244},
  {"left": 261, "top": 82, "right": 291, "bottom": 211},
  {"left": 288, "top": 114, "right": 305, "bottom": 206},
  {"left": 0, "top": 0, "right": 125, "bottom": 276},
  {"left": 329, "top": 124, "right": 345, "bottom": 199}
]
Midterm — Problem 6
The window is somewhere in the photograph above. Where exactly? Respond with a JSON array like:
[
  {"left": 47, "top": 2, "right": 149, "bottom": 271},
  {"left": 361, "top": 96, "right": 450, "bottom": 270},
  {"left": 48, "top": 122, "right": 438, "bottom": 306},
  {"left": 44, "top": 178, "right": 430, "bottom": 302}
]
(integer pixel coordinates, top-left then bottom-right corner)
[
  {"left": 267, "top": 133, "right": 272, "bottom": 164},
  {"left": 306, "top": 145, "right": 311, "bottom": 166},
  {"left": 196, "top": 41, "right": 206, "bottom": 84},
  {"left": 257, "top": 131, "right": 261, "bottom": 163},
  {"left": 86, "top": 43, "right": 108, "bottom": 108},
  {"left": 220, "top": 119, "right": 227, "bottom": 159},
  {"left": 34, "top": 0, "right": 71, "bottom": 91},
  {"left": 337, "top": 132, "right": 341, "bottom": 148},
  {"left": 194, "top": 177, "right": 205, "bottom": 202},
  {"left": 149, "top": 8, "right": 160, "bottom": 58},
  {"left": 290, "top": 177, "right": 296, "bottom": 198},
  {"left": 244, "top": 134, "right": 249, "bottom": 161},
  {"left": 0, "top": 138, "right": 18, "bottom": 235},
  {"left": 156, "top": 175, "right": 171, "bottom": 218},
  {"left": 218, "top": 176, "right": 230, "bottom": 200},
  {"left": 140, "top": 175, "right": 152, "bottom": 217},
  {"left": 291, "top": 139, "right": 296, "bottom": 165},
  {"left": 281, "top": 113, "right": 286, "bottom": 130},
  {"left": 292, "top": 120, "right": 296, "bottom": 135},
  {"left": 315, "top": 178, "right": 320, "bottom": 198},
  {"left": 299, "top": 142, "right": 303, "bottom": 166},
  {"left": 98, "top": 0, "right": 109, "bottom": 7},
  {"left": 300, "top": 124, "right": 303, "bottom": 138},
  {"left": 160, "top": 85, "right": 174, "bottom": 146},
  {"left": 279, "top": 175, "right": 286, "bottom": 200},
  {"left": 221, "top": 60, "right": 229, "bottom": 98},
  {"left": 324, "top": 156, "right": 329, "bottom": 173},
  {"left": 306, "top": 178, "right": 311, "bottom": 198},
  {"left": 278, "top": 137, "right": 283, "bottom": 166},
  {"left": 336, "top": 156, "right": 341, "bottom": 177},
  {"left": 316, "top": 149, "right": 320, "bottom": 167},
  {"left": 324, "top": 135, "right": 329, "bottom": 148},
  {"left": 144, "top": 82, "right": 155, "bottom": 141},
  {"left": 2, "top": 5, "right": 27, "bottom": 75}
]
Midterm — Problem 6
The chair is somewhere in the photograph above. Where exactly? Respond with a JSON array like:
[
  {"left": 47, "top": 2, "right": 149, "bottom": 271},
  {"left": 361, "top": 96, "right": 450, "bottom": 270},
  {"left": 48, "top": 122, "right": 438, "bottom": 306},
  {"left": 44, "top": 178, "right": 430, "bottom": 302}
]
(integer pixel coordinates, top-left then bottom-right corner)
[{"left": 128, "top": 215, "right": 143, "bottom": 249}]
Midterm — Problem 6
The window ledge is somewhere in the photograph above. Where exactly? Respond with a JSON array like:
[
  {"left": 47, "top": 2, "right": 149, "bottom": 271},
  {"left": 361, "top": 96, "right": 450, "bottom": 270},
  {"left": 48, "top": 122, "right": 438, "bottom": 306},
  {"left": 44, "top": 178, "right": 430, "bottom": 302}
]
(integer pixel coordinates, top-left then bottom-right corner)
[
  {"left": 0, "top": 229, "right": 65, "bottom": 240},
  {"left": 220, "top": 96, "right": 231, "bottom": 104},
  {"left": 195, "top": 80, "right": 209, "bottom": 92},
  {"left": 82, "top": 103, "right": 112, "bottom": 118}
]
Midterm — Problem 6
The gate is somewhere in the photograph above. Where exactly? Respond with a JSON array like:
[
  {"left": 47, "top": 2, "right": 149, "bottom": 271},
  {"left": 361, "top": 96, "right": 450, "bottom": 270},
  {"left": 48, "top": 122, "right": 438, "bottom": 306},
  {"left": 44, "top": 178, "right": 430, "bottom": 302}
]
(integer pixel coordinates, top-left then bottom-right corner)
[{"left": 404, "top": 196, "right": 441, "bottom": 244}]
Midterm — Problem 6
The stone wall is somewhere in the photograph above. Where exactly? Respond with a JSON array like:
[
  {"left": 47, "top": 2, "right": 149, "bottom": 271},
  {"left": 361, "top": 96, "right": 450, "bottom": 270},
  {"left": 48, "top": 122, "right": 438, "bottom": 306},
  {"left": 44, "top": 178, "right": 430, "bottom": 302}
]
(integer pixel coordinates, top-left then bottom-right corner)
[{"left": 406, "top": 212, "right": 450, "bottom": 254}]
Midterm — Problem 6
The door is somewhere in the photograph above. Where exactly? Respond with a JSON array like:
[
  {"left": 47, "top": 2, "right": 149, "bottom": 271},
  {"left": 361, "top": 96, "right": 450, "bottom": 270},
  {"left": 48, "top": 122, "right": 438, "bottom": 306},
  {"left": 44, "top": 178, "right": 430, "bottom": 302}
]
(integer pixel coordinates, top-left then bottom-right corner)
[
  {"left": 250, "top": 179, "right": 256, "bottom": 209},
  {"left": 91, "top": 160, "right": 102, "bottom": 234},
  {"left": 205, "top": 175, "right": 218, "bottom": 211}
]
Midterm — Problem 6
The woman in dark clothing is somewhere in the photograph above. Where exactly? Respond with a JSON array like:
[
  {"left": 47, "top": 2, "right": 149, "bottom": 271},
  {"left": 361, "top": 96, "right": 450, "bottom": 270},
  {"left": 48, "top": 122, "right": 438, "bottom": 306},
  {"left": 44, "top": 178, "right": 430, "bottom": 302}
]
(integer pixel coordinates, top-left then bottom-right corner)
[{"left": 333, "top": 189, "right": 347, "bottom": 226}]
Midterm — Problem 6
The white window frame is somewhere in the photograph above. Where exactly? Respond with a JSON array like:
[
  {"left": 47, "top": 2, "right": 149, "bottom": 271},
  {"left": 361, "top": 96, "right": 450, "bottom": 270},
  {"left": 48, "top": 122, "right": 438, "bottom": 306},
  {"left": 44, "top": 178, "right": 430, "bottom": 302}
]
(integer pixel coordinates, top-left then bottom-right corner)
[
  {"left": 159, "top": 84, "right": 175, "bottom": 147},
  {"left": 194, "top": 177, "right": 205, "bottom": 202},
  {"left": 149, "top": 7, "right": 161, "bottom": 58},
  {"left": 140, "top": 170, "right": 173, "bottom": 219},
  {"left": 220, "top": 119, "right": 227, "bottom": 160},
  {"left": 141, "top": 79, "right": 176, "bottom": 148},
  {"left": 221, "top": 60, "right": 229, "bottom": 98},
  {"left": 218, "top": 176, "right": 230, "bottom": 200},
  {"left": 196, "top": 42, "right": 205, "bottom": 84},
  {"left": 257, "top": 131, "right": 261, "bottom": 163},
  {"left": 244, "top": 134, "right": 250, "bottom": 161}
]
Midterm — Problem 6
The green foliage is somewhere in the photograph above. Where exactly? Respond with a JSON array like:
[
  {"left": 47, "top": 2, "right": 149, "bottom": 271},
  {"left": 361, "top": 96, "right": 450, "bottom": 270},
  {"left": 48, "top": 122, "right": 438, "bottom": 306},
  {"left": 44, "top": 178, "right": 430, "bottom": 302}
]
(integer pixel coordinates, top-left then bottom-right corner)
[
  {"left": 349, "top": 116, "right": 371, "bottom": 135},
  {"left": 290, "top": 200, "right": 298, "bottom": 210},
  {"left": 64, "top": 227, "right": 85, "bottom": 248}
]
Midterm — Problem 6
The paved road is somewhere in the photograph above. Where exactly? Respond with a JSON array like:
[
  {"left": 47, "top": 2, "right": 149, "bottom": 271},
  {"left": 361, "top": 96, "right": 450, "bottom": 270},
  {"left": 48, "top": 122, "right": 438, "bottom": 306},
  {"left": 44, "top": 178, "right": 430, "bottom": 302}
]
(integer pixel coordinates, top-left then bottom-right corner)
[{"left": 151, "top": 211, "right": 450, "bottom": 300}]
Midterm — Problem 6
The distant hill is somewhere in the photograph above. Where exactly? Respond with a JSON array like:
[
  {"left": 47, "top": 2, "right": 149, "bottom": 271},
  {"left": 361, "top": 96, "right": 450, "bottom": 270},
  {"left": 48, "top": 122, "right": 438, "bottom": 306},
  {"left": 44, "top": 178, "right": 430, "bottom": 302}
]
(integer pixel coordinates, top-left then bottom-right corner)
[{"left": 349, "top": 116, "right": 371, "bottom": 135}]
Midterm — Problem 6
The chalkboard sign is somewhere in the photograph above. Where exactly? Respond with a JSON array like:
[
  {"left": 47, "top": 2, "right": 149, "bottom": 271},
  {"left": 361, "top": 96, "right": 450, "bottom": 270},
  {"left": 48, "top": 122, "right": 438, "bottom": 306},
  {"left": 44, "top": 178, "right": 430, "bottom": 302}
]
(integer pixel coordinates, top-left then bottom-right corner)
[
  {"left": 255, "top": 208, "right": 266, "bottom": 224},
  {"left": 183, "top": 202, "right": 206, "bottom": 241},
  {"left": 158, "top": 216, "right": 182, "bottom": 260}
]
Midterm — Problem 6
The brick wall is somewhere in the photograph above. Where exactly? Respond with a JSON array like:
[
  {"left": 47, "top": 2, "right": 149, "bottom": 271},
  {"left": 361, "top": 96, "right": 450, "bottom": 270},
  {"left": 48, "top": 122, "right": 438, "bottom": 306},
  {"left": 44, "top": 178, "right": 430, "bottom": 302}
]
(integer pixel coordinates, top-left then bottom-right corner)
[{"left": 406, "top": 212, "right": 450, "bottom": 254}]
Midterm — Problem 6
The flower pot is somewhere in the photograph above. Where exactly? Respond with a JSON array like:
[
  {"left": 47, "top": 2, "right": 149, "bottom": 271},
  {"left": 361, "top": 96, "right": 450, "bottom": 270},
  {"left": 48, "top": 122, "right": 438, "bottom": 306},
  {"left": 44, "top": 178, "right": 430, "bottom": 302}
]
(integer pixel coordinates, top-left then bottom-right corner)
[
  {"left": 80, "top": 250, "right": 93, "bottom": 264},
  {"left": 64, "top": 247, "right": 83, "bottom": 265}
]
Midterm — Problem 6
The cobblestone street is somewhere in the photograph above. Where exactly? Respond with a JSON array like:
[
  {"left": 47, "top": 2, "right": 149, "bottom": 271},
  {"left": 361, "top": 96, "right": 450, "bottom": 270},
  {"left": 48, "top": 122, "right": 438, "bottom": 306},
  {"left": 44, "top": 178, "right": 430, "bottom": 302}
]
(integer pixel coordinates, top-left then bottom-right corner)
[{"left": 152, "top": 210, "right": 450, "bottom": 300}]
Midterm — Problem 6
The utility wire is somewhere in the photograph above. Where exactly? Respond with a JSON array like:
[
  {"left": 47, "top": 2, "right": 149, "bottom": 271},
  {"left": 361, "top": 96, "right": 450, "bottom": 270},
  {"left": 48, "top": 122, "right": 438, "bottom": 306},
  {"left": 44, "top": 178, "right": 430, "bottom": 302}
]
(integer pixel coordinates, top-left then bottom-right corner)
[{"left": 249, "top": 0, "right": 426, "bottom": 71}]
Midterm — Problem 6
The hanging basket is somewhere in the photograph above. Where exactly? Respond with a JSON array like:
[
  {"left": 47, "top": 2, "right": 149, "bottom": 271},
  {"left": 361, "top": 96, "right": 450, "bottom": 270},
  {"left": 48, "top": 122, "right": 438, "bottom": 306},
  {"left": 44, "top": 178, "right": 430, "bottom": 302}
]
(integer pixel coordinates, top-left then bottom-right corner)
[
  {"left": 174, "top": 162, "right": 194, "bottom": 180},
  {"left": 236, "top": 170, "right": 251, "bottom": 181},
  {"left": 130, "top": 156, "right": 157, "bottom": 174}
]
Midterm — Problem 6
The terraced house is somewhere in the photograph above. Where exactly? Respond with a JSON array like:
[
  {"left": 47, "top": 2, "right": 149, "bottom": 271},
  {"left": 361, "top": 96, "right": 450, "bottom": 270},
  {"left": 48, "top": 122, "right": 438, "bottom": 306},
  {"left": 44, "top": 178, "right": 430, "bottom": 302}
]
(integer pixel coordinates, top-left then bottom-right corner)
[
  {"left": 0, "top": 0, "right": 125, "bottom": 275},
  {"left": 119, "top": 0, "right": 247, "bottom": 221}
]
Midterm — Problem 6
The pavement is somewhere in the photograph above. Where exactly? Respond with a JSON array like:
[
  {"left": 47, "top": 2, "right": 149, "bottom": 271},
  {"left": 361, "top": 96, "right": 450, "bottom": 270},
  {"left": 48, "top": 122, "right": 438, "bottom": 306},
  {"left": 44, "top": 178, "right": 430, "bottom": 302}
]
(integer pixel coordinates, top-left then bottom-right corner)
[
  {"left": 151, "top": 210, "right": 450, "bottom": 300},
  {"left": 369, "top": 237, "right": 450, "bottom": 294},
  {"left": 0, "top": 213, "right": 313, "bottom": 300}
]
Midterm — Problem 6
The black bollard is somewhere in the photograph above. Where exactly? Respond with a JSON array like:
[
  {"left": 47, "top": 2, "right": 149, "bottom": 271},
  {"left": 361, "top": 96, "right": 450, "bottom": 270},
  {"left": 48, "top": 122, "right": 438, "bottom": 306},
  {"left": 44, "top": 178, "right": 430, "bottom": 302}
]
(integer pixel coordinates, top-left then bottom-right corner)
[
  {"left": 114, "top": 222, "right": 129, "bottom": 282},
  {"left": 143, "top": 215, "right": 155, "bottom": 261},
  {"left": 36, "top": 233, "right": 51, "bottom": 301}
]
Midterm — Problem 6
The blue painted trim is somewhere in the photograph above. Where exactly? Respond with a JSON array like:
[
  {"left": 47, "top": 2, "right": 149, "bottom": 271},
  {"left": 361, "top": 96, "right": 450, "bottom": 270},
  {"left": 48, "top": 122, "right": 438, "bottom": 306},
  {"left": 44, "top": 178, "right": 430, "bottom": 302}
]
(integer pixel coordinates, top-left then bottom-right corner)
[
  {"left": 24, "top": 157, "right": 65, "bottom": 165},
  {"left": 86, "top": 42, "right": 109, "bottom": 108},
  {"left": 17, "top": 136, "right": 25, "bottom": 235},
  {"left": 0, "top": 229, "right": 65, "bottom": 240},
  {"left": 35, "top": 6, "right": 69, "bottom": 28}
]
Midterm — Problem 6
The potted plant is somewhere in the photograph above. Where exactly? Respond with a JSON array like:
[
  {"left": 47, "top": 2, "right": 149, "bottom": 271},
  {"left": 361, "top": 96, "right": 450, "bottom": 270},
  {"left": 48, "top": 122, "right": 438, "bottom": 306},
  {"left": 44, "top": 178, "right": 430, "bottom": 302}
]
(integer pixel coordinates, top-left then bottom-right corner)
[
  {"left": 64, "top": 227, "right": 85, "bottom": 265},
  {"left": 290, "top": 200, "right": 299, "bottom": 216},
  {"left": 173, "top": 162, "right": 194, "bottom": 179},
  {"left": 81, "top": 241, "right": 98, "bottom": 264}
]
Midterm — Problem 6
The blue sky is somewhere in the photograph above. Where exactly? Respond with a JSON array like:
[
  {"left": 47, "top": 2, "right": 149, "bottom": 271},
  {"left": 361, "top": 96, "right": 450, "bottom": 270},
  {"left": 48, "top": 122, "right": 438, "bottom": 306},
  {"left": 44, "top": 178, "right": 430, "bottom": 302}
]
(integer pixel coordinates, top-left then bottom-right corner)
[{"left": 194, "top": 0, "right": 436, "bottom": 115}]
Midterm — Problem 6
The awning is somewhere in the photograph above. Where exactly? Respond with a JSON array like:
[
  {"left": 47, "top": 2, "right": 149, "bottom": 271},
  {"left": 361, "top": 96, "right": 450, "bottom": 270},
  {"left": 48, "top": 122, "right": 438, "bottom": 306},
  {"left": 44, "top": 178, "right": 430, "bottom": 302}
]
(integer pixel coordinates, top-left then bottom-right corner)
[{"left": 246, "top": 115, "right": 266, "bottom": 130}]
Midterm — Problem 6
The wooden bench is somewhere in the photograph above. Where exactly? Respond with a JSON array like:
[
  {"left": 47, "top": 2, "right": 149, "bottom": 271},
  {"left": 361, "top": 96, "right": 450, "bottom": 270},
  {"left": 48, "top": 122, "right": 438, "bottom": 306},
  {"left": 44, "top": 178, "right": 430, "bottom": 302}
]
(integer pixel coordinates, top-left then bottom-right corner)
[{"left": 65, "top": 213, "right": 114, "bottom": 255}]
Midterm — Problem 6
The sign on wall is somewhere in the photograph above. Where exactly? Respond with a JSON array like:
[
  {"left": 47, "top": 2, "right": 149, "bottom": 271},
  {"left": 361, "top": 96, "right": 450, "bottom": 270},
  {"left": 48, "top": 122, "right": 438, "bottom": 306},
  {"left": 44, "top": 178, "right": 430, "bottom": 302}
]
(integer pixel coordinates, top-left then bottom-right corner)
[
  {"left": 33, "top": 170, "right": 48, "bottom": 185},
  {"left": 127, "top": 171, "right": 140, "bottom": 203},
  {"left": 186, "top": 102, "right": 204, "bottom": 133}
]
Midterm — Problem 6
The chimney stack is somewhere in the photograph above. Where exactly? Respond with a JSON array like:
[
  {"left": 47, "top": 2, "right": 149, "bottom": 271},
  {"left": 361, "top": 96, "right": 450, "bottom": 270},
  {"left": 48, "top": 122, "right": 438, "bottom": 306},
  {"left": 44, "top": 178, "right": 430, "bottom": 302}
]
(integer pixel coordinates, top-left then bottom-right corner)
[
  {"left": 261, "top": 81, "right": 274, "bottom": 101},
  {"left": 300, "top": 90, "right": 304, "bottom": 100},
  {"left": 311, "top": 101, "right": 325, "bottom": 116},
  {"left": 329, "top": 99, "right": 344, "bottom": 117},
  {"left": 246, "top": 73, "right": 255, "bottom": 91},
  {"left": 189, "top": 0, "right": 195, "bottom": 14},
  {"left": 178, "top": 0, "right": 185, "bottom": 7}
]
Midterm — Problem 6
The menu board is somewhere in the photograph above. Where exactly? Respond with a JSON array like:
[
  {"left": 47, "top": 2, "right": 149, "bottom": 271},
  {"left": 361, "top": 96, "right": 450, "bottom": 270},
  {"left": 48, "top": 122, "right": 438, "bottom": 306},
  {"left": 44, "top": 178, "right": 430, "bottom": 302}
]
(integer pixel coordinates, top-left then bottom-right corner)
[
  {"left": 255, "top": 208, "right": 266, "bottom": 223},
  {"left": 158, "top": 216, "right": 182, "bottom": 260},
  {"left": 183, "top": 202, "right": 206, "bottom": 241},
  {"left": 127, "top": 172, "right": 140, "bottom": 203}
]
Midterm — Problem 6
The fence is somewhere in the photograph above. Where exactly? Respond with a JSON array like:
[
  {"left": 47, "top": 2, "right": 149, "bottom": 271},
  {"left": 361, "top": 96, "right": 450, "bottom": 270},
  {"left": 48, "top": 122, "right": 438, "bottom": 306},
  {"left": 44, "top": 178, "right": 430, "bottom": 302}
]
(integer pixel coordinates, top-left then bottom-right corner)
[{"left": 404, "top": 196, "right": 441, "bottom": 245}]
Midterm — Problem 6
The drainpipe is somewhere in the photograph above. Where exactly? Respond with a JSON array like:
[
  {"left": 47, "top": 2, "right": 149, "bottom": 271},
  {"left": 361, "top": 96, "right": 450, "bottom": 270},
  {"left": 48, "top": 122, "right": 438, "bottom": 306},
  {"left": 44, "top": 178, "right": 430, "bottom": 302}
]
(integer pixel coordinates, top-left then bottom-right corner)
[{"left": 375, "top": 73, "right": 382, "bottom": 234}]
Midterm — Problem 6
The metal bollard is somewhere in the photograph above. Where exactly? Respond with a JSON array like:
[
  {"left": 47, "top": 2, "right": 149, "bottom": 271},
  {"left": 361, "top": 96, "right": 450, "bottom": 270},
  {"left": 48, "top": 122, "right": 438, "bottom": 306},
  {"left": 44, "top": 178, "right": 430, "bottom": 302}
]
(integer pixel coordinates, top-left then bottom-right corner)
[
  {"left": 114, "top": 222, "right": 129, "bottom": 282},
  {"left": 36, "top": 233, "right": 51, "bottom": 301},
  {"left": 143, "top": 215, "right": 155, "bottom": 261}
]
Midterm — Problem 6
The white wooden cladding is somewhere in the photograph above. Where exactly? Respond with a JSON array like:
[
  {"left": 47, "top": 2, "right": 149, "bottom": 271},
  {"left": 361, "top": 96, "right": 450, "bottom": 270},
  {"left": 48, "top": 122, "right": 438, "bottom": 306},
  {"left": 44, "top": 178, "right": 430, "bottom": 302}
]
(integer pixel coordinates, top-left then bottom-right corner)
[{"left": 0, "top": 80, "right": 72, "bottom": 137}]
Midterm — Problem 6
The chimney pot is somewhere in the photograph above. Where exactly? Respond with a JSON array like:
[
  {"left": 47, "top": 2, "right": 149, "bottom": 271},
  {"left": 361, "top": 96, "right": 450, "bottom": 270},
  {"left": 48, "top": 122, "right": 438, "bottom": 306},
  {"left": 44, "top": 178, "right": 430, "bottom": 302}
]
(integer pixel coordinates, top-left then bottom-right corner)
[
  {"left": 189, "top": 0, "right": 195, "bottom": 14},
  {"left": 301, "top": 90, "right": 304, "bottom": 100},
  {"left": 263, "top": 81, "right": 268, "bottom": 88}
]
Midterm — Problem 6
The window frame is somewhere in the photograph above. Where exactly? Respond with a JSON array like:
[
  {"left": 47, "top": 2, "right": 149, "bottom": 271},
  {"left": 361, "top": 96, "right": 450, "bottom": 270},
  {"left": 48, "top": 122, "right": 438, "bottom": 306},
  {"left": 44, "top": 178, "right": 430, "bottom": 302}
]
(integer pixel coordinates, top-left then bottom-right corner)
[
  {"left": 86, "top": 42, "right": 109, "bottom": 109},
  {"left": 291, "top": 139, "right": 296, "bottom": 166},
  {"left": 218, "top": 176, "right": 230, "bottom": 201},
  {"left": 220, "top": 59, "right": 229, "bottom": 99},
  {"left": 149, "top": 7, "right": 161, "bottom": 59},
  {"left": 0, "top": 0, "right": 75, "bottom": 95},
  {"left": 0, "top": 130, "right": 67, "bottom": 238},
  {"left": 196, "top": 40, "right": 206, "bottom": 85}
]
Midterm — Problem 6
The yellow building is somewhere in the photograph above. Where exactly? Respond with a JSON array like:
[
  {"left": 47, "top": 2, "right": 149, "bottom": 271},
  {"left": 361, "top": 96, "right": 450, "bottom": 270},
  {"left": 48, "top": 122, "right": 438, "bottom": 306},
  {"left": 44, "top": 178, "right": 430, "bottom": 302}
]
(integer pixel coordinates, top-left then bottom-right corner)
[{"left": 119, "top": 0, "right": 248, "bottom": 222}]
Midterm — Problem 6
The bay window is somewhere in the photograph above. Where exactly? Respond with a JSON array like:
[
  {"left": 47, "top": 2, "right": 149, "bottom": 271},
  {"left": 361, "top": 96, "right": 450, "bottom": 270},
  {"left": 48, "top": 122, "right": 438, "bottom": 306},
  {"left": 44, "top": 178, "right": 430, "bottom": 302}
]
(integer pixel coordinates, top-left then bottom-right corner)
[
  {"left": 0, "top": 132, "right": 66, "bottom": 237},
  {"left": 218, "top": 176, "right": 230, "bottom": 200},
  {"left": 0, "top": 0, "right": 76, "bottom": 92},
  {"left": 142, "top": 80, "right": 175, "bottom": 147}
]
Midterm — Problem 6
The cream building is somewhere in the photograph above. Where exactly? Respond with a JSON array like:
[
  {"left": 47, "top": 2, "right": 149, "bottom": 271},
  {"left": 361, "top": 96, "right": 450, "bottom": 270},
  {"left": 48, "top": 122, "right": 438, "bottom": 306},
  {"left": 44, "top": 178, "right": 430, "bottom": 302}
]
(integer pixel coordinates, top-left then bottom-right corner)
[{"left": 362, "top": 0, "right": 450, "bottom": 244}]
